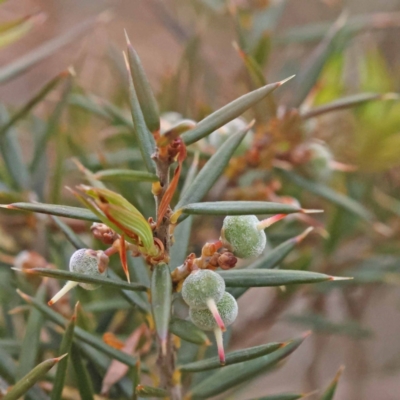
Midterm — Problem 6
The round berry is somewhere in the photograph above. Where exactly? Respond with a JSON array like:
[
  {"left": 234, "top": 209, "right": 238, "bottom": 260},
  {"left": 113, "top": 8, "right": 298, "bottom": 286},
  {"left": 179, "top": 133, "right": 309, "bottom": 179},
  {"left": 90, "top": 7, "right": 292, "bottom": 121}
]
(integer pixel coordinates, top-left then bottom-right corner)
[
  {"left": 182, "top": 269, "right": 225, "bottom": 310},
  {"left": 301, "top": 141, "right": 333, "bottom": 181},
  {"left": 189, "top": 292, "right": 238, "bottom": 331},
  {"left": 69, "top": 249, "right": 108, "bottom": 290},
  {"left": 221, "top": 215, "right": 266, "bottom": 259}
]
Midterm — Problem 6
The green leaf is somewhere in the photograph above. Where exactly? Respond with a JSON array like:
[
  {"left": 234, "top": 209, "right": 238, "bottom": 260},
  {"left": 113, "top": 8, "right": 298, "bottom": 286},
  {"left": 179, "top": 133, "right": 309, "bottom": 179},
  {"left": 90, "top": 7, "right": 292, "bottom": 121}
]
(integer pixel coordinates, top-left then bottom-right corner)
[
  {"left": 130, "top": 360, "right": 141, "bottom": 400},
  {"left": 94, "top": 169, "right": 159, "bottom": 182},
  {"left": 176, "top": 126, "right": 251, "bottom": 211},
  {"left": 247, "top": 394, "right": 303, "bottom": 400},
  {"left": 188, "top": 334, "right": 307, "bottom": 399},
  {"left": 170, "top": 317, "right": 210, "bottom": 346},
  {"left": 0, "top": 347, "right": 16, "bottom": 383},
  {"left": 0, "top": 105, "right": 30, "bottom": 191},
  {"left": 230, "top": 228, "right": 313, "bottom": 299},
  {"left": 170, "top": 215, "right": 193, "bottom": 269},
  {"left": 15, "top": 284, "right": 46, "bottom": 380},
  {"left": 30, "top": 74, "right": 73, "bottom": 173},
  {"left": 3, "top": 202, "right": 99, "bottom": 221},
  {"left": 277, "top": 168, "right": 375, "bottom": 222},
  {"left": 126, "top": 37, "right": 160, "bottom": 133},
  {"left": 320, "top": 366, "right": 345, "bottom": 400},
  {"left": 179, "top": 341, "right": 284, "bottom": 372},
  {"left": 136, "top": 385, "right": 169, "bottom": 398},
  {"left": 182, "top": 79, "right": 291, "bottom": 145},
  {"left": 17, "top": 290, "right": 138, "bottom": 367},
  {"left": 3, "top": 356, "right": 63, "bottom": 400},
  {"left": 51, "top": 215, "right": 87, "bottom": 249},
  {"left": 0, "top": 16, "right": 99, "bottom": 84},
  {"left": 19, "top": 268, "right": 148, "bottom": 291},
  {"left": 70, "top": 345, "right": 95, "bottom": 400},
  {"left": 179, "top": 201, "right": 309, "bottom": 216},
  {"left": 289, "top": 14, "right": 347, "bottom": 108},
  {"left": 151, "top": 263, "right": 172, "bottom": 350},
  {"left": 50, "top": 307, "right": 76, "bottom": 400},
  {"left": 126, "top": 53, "right": 157, "bottom": 173},
  {"left": 218, "top": 269, "right": 346, "bottom": 287},
  {"left": 0, "top": 71, "right": 68, "bottom": 138},
  {"left": 301, "top": 92, "right": 397, "bottom": 119}
]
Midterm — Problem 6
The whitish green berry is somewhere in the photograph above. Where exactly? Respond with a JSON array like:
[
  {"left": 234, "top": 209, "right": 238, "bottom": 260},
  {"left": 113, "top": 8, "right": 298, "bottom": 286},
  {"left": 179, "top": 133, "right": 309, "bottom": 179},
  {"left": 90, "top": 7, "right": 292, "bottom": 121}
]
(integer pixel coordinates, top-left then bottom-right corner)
[
  {"left": 189, "top": 292, "right": 238, "bottom": 331},
  {"left": 221, "top": 215, "right": 266, "bottom": 259},
  {"left": 182, "top": 269, "right": 225, "bottom": 310},
  {"left": 69, "top": 249, "right": 108, "bottom": 290},
  {"left": 303, "top": 141, "right": 333, "bottom": 181}
]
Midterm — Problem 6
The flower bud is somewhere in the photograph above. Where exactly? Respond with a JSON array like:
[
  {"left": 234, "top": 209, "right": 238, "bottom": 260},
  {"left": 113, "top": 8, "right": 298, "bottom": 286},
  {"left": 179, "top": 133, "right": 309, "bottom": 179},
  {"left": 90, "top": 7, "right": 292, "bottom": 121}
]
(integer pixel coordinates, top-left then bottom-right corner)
[
  {"left": 217, "top": 252, "right": 237, "bottom": 270},
  {"left": 91, "top": 223, "right": 118, "bottom": 245},
  {"left": 221, "top": 215, "right": 266, "bottom": 259}
]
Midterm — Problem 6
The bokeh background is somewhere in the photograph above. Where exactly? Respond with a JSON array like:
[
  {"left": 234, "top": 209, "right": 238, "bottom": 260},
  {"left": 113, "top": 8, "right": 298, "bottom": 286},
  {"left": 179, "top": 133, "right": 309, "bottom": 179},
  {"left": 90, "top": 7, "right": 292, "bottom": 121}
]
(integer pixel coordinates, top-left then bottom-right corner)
[{"left": 2, "top": 1, "right": 400, "bottom": 399}]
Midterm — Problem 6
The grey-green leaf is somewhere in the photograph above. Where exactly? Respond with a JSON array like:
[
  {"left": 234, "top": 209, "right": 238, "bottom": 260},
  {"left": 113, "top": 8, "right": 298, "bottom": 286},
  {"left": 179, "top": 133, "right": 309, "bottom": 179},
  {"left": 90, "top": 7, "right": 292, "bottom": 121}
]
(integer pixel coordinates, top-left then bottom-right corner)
[
  {"left": 94, "top": 169, "right": 159, "bottom": 182},
  {"left": 188, "top": 335, "right": 307, "bottom": 399},
  {"left": 219, "top": 269, "right": 342, "bottom": 287},
  {"left": 151, "top": 263, "right": 172, "bottom": 348},
  {"left": 182, "top": 80, "right": 289, "bottom": 145},
  {"left": 179, "top": 341, "right": 284, "bottom": 372},
  {"left": 170, "top": 317, "right": 210, "bottom": 346},
  {"left": 4, "top": 202, "right": 100, "bottom": 222},
  {"left": 320, "top": 366, "right": 345, "bottom": 400},
  {"left": 20, "top": 268, "right": 148, "bottom": 292}
]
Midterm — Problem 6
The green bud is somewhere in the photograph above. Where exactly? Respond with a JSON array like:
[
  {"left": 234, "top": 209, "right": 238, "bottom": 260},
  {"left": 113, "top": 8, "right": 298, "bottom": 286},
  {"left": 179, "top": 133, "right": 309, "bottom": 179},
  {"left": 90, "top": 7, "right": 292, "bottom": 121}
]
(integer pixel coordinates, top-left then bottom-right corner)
[
  {"left": 182, "top": 269, "right": 225, "bottom": 310},
  {"left": 69, "top": 249, "right": 108, "bottom": 290},
  {"left": 221, "top": 215, "right": 266, "bottom": 259},
  {"left": 189, "top": 292, "right": 238, "bottom": 331}
]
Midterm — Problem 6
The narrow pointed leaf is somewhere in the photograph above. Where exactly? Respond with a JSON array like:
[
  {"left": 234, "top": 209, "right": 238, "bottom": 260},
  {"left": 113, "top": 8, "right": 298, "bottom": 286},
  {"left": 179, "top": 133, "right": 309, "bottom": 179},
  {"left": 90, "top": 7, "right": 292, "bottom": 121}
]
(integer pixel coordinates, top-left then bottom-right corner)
[
  {"left": 301, "top": 92, "right": 396, "bottom": 119},
  {"left": 3, "top": 356, "right": 62, "bottom": 400},
  {"left": 176, "top": 126, "right": 250, "bottom": 210},
  {"left": 126, "top": 55, "right": 156, "bottom": 173},
  {"left": 20, "top": 268, "right": 148, "bottom": 291},
  {"left": 290, "top": 14, "right": 347, "bottom": 108},
  {"left": 3, "top": 202, "right": 99, "bottom": 221},
  {"left": 0, "top": 71, "right": 68, "bottom": 138},
  {"left": 68, "top": 93, "right": 112, "bottom": 120},
  {"left": 126, "top": 40, "right": 160, "bottom": 133},
  {"left": 170, "top": 317, "right": 210, "bottom": 346},
  {"left": 320, "top": 366, "right": 345, "bottom": 400},
  {"left": 130, "top": 360, "right": 141, "bottom": 400},
  {"left": 51, "top": 309, "right": 76, "bottom": 400},
  {"left": 0, "top": 106, "right": 30, "bottom": 191},
  {"left": 94, "top": 169, "right": 159, "bottom": 182},
  {"left": 249, "top": 394, "right": 303, "bottom": 400},
  {"left": 70, "top": 345, "right": 95, "bottom": 400},
  {"left": 230, "top": 228, "right": 312, "bottom": 299},
  {"left": 170, "top": 215, "right": 193, "bottom": 269},
  {"left": 0, "top": 16, "right": 99, "bottom": 83},
  {"left": 188, "top": 335, "right": 306, "bottom": 399},
  {"left": 151, "top": 263, "right": 172, "bottom": 350},
  {"left": 51, "top": 215, "right": 87, "bottom": 249},
  {"left": 17, "top": 290, "right": 138, "bottom": 367},
  {"left": 180, "top": 341, "right": 284, "bottom": 372},
  {"left": 182, "top": 80, "right": 288, "bottom": 145},
  {"left": 218, "top": 269, "right": 341, "bottom": 287},
  {"left": 180, "top": 201, "right": 306, "bottom": 216},
  {"left": 0, "top": 347, "right": 16, "bottom": 383},
  {"left": 136, "top": 385, "right": 169, "bottom": 398},
  {"left": 277, "top": 168, "right": 375, "bottom": 222},
  {"left": 16, "top": 284, "right": 46, "bottom": 380}
]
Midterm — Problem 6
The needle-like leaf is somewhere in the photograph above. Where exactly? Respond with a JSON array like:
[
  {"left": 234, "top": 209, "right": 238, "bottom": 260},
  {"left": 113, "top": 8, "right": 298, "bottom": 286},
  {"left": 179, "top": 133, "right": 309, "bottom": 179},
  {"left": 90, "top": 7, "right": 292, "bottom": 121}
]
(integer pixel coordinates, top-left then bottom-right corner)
[
  {"left": 170, "top": 317, "right": 210, "bottom": 346},
  {"left": 151, "top": 263, "right": 172, "bottom": 354},
  {"left": 16, "top": 268, "right": 148, "bottom": 291},
  {"left": 94, "top": 169, "right": 159, "bottom": 182},
  {"left": 182, "top": 79, "right": 292, "bottom": 145},
  {"left": 218, "top": 269, "right": 350, "bottom": 287},
  {"left": 320, "top": 366, "right": 345, "bottom": 400}
]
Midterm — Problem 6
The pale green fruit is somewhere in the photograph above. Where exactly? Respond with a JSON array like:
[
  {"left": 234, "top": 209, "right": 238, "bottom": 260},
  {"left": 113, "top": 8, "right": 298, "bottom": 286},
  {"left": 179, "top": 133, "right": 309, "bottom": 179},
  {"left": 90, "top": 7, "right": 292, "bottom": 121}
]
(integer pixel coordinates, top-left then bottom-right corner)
[
  {"left": 189, "top": 292, "right": 238, "bottom": 331},
  {"left": 303, "top": 141, "right": 333, "bottom": 182},
  {"left": 221, "top": 215, "right": 266, "bottom": 259},
  {"left": 69, "top": 249, "right": 107, "bottom": 290},
  {"left": 182, "top": 269, "right": 225, "bottom": 310}
]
